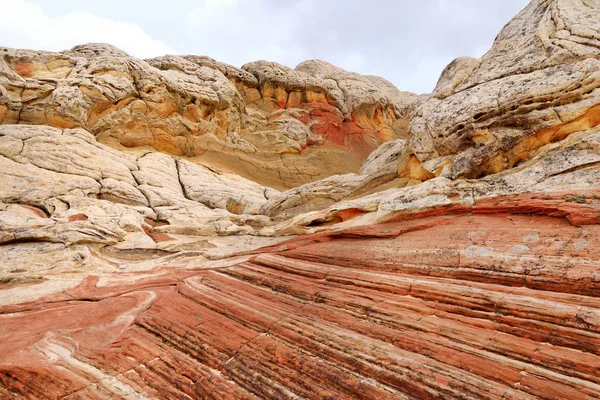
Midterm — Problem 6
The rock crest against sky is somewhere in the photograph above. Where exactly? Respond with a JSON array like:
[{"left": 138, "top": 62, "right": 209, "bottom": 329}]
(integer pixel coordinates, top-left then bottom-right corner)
[{"left": 0, "top": 0, "right": 529, "bottom": 93}]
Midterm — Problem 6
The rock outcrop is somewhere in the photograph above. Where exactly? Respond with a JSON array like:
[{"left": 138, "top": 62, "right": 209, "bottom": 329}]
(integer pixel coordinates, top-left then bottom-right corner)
[
  {"left": 0, "top": 45, "right": 418, "bottom": 189},
  {"left": 409, "top": 0, "right": 600, "bottom": 180},
  {"left": 1, "top": 206, "right": 600, "bottom": 399},
  {"left": 259, "top": 0, "right": 600, "bottom": 219},
  {"left": 1, "top": 0, "right": 600, "bottom": 399}
]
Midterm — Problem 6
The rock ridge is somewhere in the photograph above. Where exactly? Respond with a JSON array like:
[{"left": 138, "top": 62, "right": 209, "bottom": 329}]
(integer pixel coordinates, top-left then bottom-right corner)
[{"left": 1, "top": 45, "right": 419, "bottom": 189}]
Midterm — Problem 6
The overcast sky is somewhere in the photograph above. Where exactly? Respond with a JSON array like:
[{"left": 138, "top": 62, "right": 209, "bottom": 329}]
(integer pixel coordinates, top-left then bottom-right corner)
[{"left": 0, "top": 0, "right": 529, "bottom": 94}]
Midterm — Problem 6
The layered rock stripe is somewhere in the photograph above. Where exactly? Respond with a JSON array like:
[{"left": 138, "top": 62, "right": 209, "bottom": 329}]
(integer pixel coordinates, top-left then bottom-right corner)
[
  {"left": 1, "top": 0, "right": 600, "bottom": 399},
  {"left": 1, "top": 210, "right": 600, "bottom": 399}
]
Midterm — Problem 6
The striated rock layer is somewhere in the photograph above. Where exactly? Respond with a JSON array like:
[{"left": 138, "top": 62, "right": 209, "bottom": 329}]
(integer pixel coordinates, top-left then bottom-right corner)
[
  {"left": 1, "top": 205, "right": 600, "bottom": 399},
  {"left": 1, "top": 0, "right": 600, "bottom": 399}
]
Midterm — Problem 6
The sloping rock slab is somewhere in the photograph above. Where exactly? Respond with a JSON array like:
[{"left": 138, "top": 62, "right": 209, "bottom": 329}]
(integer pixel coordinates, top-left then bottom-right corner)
[{"left": 1, "top": 204, "right": 599, "bottom": 399}]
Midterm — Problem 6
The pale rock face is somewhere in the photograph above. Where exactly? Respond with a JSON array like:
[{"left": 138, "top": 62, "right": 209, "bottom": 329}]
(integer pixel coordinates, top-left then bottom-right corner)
[
  {"left": 281, "top": 125, "right": 600, "bottom": 233},
  {"left": 261, "top": 138, "right": 409, "bottom": 218},
  {"left": 431, "top": 56, "right": 481, "bottom": 100},
  {"left": 2, "top": 1, "right": 600, "bottom": 399},
  {"left": 0, "top": 124, "right": 280, "bottom": 256},
  {"left": 177, "top": 159, "right": 276, "bottom": 215},
  {"left": 359, "top": 138, "right": 407, "bottom": 176},
  {"left": 240, "top": 117, "right": 325, "bottom": 154}
]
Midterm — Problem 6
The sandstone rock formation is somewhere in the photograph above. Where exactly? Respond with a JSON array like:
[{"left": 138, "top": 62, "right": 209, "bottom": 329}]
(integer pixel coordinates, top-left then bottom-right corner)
[
  {"left": 1, "top": 0, "right": 600, "bottom": 399},
  {"left": 410, "top": 0, "right": 600, "bottom": 180},
  {"left": 260, "top": 0, "right": 600, "bottom": 219},
  {"left": 0, "top": 45, "right": 418, "bottom": 189}
]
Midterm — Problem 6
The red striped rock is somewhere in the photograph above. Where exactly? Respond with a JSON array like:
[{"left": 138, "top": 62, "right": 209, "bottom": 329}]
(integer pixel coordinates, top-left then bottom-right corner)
[{"left": 1, "top": 205, "right": 599, "bottom": 399}]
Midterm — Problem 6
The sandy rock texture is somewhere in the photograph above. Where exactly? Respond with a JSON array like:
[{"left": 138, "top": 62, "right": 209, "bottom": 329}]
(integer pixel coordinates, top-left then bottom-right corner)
[
  {"left": 1, "top": 0, "right": 600, "bottom": 399},
  {"left": 261, "top": 0, "right": 600, "bottom": 219}
]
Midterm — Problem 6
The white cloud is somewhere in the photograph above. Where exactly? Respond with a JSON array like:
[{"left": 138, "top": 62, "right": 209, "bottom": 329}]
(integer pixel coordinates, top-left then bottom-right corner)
[
  {"left": 0, "top": 0, "right": 177, "bottom": 58},
  {"left": 187, "top": 0, "right": 311, "bottom": 67},
  {"left": 185, "top": 0, "right": 529, "bottom": 93}
]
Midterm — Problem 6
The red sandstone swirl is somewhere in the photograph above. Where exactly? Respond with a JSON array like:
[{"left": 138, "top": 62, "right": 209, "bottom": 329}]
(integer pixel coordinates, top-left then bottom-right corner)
[{"left": 1, "top": 206, "right": 599, "bottom": 399}]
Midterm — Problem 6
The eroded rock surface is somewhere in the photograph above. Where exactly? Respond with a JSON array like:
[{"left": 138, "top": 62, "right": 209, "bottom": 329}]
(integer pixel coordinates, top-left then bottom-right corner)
[
  {"left": 0, "top": 46, "right": 418, "bottom": 189},
  {"left": 2, "top": 209, "right": 600, "bottom": 399},
  {"left": 1, "top": 0, "right": 600, "bottom": 399},
  {"left": 409, "top": 0, "right": 600, "bottom": 181}
]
